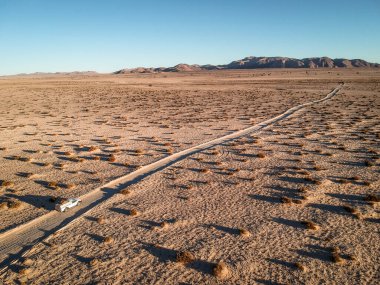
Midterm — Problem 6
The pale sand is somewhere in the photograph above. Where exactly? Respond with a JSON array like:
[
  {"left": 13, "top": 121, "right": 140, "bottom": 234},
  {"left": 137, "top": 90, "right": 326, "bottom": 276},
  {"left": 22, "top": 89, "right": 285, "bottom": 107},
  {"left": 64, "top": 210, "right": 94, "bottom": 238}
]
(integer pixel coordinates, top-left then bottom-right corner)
[{"left": 0, "top": 69, "right": 379, "bottom": 284}]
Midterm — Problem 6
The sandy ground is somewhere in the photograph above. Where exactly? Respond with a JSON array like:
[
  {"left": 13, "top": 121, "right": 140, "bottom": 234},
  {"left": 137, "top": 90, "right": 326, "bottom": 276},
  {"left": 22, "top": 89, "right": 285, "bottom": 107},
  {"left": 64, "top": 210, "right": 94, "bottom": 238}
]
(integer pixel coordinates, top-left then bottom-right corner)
[{"left": 0, "top": 69, "right": 379, "bottom": 284}]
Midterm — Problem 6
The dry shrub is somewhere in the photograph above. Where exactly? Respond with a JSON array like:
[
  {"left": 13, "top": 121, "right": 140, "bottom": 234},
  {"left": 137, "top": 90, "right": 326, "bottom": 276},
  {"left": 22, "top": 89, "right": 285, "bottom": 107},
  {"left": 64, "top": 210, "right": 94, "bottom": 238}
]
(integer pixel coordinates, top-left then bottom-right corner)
[
  {"left": 239, "top": 228, "right": 251, "bottom": 237},
  {"left": 89, "top": 146, "right": 98, "bottom": 152},
  {"left": 103, "top": 236, "right": 114, "bottom": 244},
  {"left": 213, "top": 261, "right": 230, "bottom": 280},
  {"left": 364, "top": 160, "right": 375, "bottom": 167},
  {"left": 364, "top": 194, "right": 379, "bottom": 203},
  {"left": 22, "top": 258, "right": 34, "bottom": 266},
  {"left": 97, "top": 217, "right": 105, "bottom": 224},
  {"left": 90, "top": 258, "right": 99, "bottom": 267},
  {"left": 294, "top": 262, "right": 307, "bottom": 272},
  {"left": 301, "top": 220, "right": 319, "bottom": 230},
  {"left": 108, "top": 154, "right": 116, "bottom": 162},
  {"left": 0, "top": 202, "right": 8, "bottom": 210},
  {"left": 130, "top": 209, "right": 139, "bottom": 216},
  {"left": 120, "top": 189, "right": 131, "bottom": 195},
  {"left": 48, "top": 181, "right": 58, "bottom": 188},
  {"left": 331, "top": 253, "right": 345, "bottom": 264},
  {"left": 49, "top": 196, "right": 57, "bottom": 203},
  {"left": 160, "top": 221, "right": 169, "bottom": 229},
  {"left": 257, "top": 153, "right": 266, "bottom": 158},
  {"left": 1, "top": 181, "right": 14, "bottom": 187},
  {"left": 19, "top": 268, "right": 33, "bottom": 275},
  {"left": 8, "top": 200, "right": 22, "bottom": 209},
  {"left": 343, "top": 205, "right": 358, "bottom": 214},
  {"left": 65, "top": 183, "right": 76, "bottom": 189},
  {"left": 176, "top": 251, "right": 195, "bottom": 264},
  {"left": 281, "top": 197, "right": 292, "bottom": 204},
  {"left": 200, "top": 168, "right": 210, "bottom": 174}
]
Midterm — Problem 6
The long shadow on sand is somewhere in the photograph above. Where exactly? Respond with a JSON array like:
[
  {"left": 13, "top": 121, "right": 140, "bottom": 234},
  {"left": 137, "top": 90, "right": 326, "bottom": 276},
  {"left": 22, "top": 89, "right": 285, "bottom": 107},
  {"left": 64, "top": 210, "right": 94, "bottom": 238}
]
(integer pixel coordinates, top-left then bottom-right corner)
[{"left": 140, "top": 242, "right": 214, "bottom": 275}]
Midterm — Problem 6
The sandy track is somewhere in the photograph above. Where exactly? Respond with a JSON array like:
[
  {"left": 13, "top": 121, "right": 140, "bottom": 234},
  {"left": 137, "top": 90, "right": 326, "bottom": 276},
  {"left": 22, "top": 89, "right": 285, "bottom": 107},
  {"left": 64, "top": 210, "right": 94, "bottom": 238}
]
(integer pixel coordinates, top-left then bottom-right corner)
[{"left": 0, "top": 83, "right": 343, "bottom": 270}]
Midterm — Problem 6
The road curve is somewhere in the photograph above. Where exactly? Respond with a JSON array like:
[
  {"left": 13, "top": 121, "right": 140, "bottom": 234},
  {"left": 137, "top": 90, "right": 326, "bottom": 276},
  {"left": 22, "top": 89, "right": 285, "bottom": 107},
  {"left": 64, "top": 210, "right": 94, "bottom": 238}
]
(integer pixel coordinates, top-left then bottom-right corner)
[{"left": 0, "top": 83, "right": 343, "bottom": 270}]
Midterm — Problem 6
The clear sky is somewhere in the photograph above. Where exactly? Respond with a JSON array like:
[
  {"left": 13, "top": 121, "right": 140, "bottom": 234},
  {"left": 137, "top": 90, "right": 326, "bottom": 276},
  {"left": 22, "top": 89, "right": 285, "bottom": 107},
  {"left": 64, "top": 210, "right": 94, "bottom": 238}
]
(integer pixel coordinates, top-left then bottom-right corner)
[{"left": 0, "top": 0, "right": 379, "bottom": 75}]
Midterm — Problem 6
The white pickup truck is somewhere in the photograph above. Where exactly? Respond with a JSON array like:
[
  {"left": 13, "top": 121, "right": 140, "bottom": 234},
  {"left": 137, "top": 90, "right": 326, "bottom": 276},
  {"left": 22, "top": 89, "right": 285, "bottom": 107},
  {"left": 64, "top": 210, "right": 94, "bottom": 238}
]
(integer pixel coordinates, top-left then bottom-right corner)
[{"left": 55, "top": 198, "right": 82, "bottom": 212}]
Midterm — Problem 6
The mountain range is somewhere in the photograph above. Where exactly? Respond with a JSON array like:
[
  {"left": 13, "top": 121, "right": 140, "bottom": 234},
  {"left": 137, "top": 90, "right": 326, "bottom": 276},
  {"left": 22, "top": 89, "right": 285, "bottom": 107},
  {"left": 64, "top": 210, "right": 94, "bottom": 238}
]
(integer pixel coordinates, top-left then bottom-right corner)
[{"left": 114, "top": 56, "right": 379, "bottom": 74}]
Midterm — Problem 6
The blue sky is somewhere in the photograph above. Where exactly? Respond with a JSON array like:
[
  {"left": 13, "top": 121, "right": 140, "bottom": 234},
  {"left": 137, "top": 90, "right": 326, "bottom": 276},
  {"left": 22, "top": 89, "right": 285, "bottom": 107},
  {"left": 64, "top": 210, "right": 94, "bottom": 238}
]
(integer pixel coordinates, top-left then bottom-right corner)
[{"left": 0, "top": 0, "right": 379, "bottom": 75}]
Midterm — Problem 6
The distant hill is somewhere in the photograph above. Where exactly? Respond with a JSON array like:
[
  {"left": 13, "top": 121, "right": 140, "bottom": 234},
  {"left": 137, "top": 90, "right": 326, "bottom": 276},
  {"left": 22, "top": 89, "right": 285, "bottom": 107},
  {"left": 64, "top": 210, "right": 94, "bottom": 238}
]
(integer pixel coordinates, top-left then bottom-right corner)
[{"left": 114, "top": 56, "right": 379, "bottom": 73}]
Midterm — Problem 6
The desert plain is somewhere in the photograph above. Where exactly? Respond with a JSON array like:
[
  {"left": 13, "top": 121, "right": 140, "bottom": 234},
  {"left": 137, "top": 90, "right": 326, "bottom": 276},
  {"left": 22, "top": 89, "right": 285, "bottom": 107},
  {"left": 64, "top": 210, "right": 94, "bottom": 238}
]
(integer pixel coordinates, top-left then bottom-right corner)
[{"left": 0, "top": 68, "right": 379, "bottom": 284}]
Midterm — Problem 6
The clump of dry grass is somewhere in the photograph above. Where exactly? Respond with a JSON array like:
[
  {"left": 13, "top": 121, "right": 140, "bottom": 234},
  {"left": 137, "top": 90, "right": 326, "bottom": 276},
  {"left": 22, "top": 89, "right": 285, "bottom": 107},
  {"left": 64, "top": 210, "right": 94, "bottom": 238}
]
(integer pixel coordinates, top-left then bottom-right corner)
[
  {"left": 301, "top": 220, "right": 320, "bottom": 230},
  {"left": 362, "top": 181, "right": 371, "bottom": 186},
  {"left": 88, "top": 146, "right": 98, "bottom": 152},
  {"left": 120, "top": 189, "right": 131, "bottom": 195},
  {"left": 0, "top": 202, "right": 9, "bottom": 209},
  {"left": 313, "top": 165, "right": 323, "bottom": 171},
  {"left": 364, "top": 160, "right": 375, "bottom": 167},
  {"left": 130, "top": 209, "right": 139, "bottom": 216},
  {"left": 19, "top": 268, "right": 33, "bottom": 276},
  {"left": 8, "top": 200, "right": 22, "bottom": 209},
  {"left": 108, "top": 154, "right": 116, "bottom": 162},
  {"left": 239, "top": 228, "right": 251, "bottom": 237},
  {"left": 364, "top": 194, "right": 379, "bottom": 203},
  {"left": 200, "top": 168, "right": 210, "bottom": 174},
  {"left": 65, "top": 183, "right": 76, "bottom": 190},
  {"left": 176, "top": 251, "right": 195, "bottom": 264},
  {"left": 135, "top": 149, "right": 144, "bottom": 155},
  {"left": 281, "top": 196, "right": 292, "bottom": 204},
  {"left": 213, "top": 261, "right": 230, "bottom": 280},
  {"left": 89, "top": 258, "right": 99, "bottom": 267},
  {"left": 160, "top": 221, "right": 169, "bottom": 229},
  {"left": 22, "top": 258, "right": 34, "bottom": 266},
  {"left": 1, "top": 180, "right": 14, "bottom": 187},
  {"left": 49, "top": 196, "right": 57, "bottom": 203},
  {"left": 331, "top": 252, "right": 345, "bottom": 264},
  {"left": 257, "top": 152, "right": 266, "bottom": 158},
  {"left": 93, "top": 156, "right": 100, "bottom": 161},
  {"left": 48, "top": 181, "right": 58, "bottom": 189},
  {"left": 103, "top": 236, "right": 114, "bottom": 244},
  {"left": 97, "top": 217, "right": 105, "bottom": 224},
  {"left": 294, "top": 262, "right": 307, "bottom": 272},
  {"left": 343, "top": 205, "right": 358, "bottom": 214}
]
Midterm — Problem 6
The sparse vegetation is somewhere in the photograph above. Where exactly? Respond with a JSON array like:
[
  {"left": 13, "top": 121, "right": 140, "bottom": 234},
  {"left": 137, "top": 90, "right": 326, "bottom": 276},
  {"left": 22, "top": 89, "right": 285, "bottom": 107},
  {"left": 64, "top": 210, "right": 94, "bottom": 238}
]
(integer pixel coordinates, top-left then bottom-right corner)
[
  {"left": 176, "top": 251, "right": 195, "bottom": 264},
  {"left": 301, "top": 220, "right": 319, "bottom": 230},
  {"left": 213, "top": 261, "right": 230, "bottom": 280}
]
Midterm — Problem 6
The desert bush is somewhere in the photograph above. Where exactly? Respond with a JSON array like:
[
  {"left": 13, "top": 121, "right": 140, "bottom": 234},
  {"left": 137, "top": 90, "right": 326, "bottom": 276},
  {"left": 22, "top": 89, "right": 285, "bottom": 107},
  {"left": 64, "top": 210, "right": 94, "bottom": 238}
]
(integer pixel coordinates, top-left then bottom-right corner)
[
  {"left": 120, "top": 189, "right": 131, "bottom": 195},
  {"left": 239, "top": 228, "right": 251, "bottom": 237},
  {"left": 213, "top": 261, "right": 230, "bottom": 280},
  {"left": 103, "top": 236, "right": 114, "bottom": 244},
  {"left": 294, "top": 262, "right": 307, "bottom": 272},
  {"left": 48, "top": 181, "right": 58, "bottom": 188},
  {"left": 364, "top": 194, "right": 379, "bottom": 202},
  {"left": 281, "top": 197, "right": 292, "bottom": 204},
  {"left": 257, "top": 152, "right": 266, "bottom": 158},
  {"left": 343, "top": 205, "right": 358, "bottom": 214},
  {"left": 301, "top": 220, "right": 319, "bottom": 230},
  {"left": 176, "top": 251, "right": 195, "bottom": 264},
  {"left": 97, "top": 217, "right": 105, "bottom": 224},
  {"left": 1, "top": 181, "right": 14, "bottom": 187},
  {"left": 8, "top": 200, "right": 22, "bottom": 209}
]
